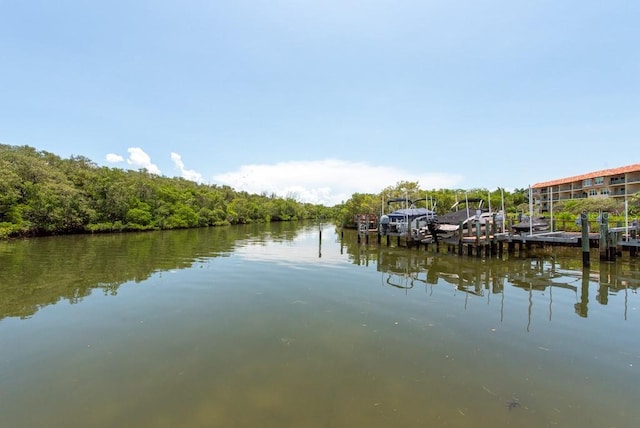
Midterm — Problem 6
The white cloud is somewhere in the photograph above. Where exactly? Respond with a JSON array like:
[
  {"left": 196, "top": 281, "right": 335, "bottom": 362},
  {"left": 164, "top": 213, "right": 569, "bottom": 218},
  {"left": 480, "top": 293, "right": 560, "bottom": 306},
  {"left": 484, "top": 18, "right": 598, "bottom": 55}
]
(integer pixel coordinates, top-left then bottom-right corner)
[
  {"left": 126, "top": 147, "right": 161, "bottom": 175},
  {"left": 212, "top": 159, "right": 463, "bottom": 206},
  {"left": 171, "top": 152, "right": 203, "bottom": 182},
  {"left": 105, "top": 153, "right": 124, "bottom": 163}
]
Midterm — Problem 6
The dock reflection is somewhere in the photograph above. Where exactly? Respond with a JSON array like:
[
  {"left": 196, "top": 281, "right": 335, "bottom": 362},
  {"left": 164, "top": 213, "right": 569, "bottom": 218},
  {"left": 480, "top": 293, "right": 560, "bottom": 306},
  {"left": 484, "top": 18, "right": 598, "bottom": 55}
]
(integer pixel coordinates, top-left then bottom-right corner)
[{"left": 342, "top": 228, "right": 640, "bottom": 320}]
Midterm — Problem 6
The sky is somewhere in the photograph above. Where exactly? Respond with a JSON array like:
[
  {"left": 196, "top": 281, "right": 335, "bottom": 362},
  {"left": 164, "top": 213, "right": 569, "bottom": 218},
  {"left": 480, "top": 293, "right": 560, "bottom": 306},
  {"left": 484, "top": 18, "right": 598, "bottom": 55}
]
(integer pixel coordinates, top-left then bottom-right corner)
[{"left": 1, "top": 0, "right": 638, "bottom": 206}]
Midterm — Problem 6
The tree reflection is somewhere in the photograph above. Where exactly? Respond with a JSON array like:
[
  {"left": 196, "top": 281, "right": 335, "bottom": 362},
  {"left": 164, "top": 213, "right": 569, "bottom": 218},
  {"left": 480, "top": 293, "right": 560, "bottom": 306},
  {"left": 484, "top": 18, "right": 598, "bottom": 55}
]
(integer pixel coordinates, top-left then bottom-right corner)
[{"left": 0, "top": 222, "right": 309, "bottom": 320}]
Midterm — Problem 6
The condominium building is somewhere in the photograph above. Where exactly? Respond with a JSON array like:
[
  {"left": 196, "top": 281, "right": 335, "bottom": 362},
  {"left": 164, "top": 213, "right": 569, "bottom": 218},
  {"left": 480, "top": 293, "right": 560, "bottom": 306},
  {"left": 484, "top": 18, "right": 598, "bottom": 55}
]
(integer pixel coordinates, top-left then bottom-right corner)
[{"left": 532, "top": 163, "right": 640, "bottom": 212}]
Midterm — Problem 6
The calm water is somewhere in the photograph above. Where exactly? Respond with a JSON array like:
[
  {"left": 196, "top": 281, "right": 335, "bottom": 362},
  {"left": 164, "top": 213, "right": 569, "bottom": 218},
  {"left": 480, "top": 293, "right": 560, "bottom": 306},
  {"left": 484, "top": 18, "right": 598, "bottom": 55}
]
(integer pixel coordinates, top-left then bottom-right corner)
[{"left": 1, "top": 222, "right": 639, "bottom": 427}]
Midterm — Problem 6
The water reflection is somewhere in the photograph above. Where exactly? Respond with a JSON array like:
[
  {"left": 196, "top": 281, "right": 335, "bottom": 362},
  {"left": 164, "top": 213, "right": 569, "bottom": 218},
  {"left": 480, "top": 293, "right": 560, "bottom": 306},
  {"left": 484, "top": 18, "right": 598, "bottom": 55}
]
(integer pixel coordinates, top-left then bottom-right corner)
[
  {"left": 2, "top": 223, "right": 640, "bottom": 427},
  {"left": 2, "top": 224, "right": 639, "bottom": 325},
  {"left": 0, "top": 222, "right": 318, "bottom": 321},
  {"left": 340, "top": 228, "right": 640, "bottom": 322}
]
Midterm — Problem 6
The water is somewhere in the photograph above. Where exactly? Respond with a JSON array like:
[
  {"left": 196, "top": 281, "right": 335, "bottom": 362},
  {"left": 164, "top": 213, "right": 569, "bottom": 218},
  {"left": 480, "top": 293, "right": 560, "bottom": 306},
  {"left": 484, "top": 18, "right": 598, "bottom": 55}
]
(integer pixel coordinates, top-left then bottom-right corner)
[{"left": 1, "top": 222, "right": 638, "bottom": 427}]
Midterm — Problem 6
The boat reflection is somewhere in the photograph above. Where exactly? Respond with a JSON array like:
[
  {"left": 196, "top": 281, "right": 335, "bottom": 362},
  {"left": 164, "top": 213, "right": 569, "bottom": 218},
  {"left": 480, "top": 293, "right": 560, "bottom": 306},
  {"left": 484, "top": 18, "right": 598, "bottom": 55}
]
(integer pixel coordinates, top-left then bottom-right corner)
[{"left": 341, "top": 228, "right": 640, "bottom": 320}]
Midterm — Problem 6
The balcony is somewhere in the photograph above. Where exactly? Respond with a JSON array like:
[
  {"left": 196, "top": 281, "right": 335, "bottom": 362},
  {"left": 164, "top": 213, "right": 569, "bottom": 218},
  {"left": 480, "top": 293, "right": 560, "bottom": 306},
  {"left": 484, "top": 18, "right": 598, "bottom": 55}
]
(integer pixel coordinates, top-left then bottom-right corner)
[{"left": 610, "top": 177, "right": 626, "bottom": 185}]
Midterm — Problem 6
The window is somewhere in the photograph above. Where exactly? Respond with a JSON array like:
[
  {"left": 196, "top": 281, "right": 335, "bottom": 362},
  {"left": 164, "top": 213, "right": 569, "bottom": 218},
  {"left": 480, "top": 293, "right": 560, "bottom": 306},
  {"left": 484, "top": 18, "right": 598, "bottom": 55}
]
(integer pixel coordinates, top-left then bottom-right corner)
[
  {"left": 601, "top": 188, "right": 610, "bottom": 196},
  {"left": 594, "top": 177, "right": 604, "bottom": 185},
  {"left": 589, "top": 189, "right": 598, "bottom": 196},
  {"left": 583, "top": 178, "right": 592, "bottom": 187}
]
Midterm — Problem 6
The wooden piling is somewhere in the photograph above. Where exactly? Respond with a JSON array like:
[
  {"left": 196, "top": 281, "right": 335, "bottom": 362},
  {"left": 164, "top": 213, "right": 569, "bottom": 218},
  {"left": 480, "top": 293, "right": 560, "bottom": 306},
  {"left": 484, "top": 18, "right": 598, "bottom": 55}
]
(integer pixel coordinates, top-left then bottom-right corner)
[
  {"left": 581, "top": 213, "right": 590, "bottom": 267},
  {"left": 599, "top": 212, "right": 609, "bottom": 261}
]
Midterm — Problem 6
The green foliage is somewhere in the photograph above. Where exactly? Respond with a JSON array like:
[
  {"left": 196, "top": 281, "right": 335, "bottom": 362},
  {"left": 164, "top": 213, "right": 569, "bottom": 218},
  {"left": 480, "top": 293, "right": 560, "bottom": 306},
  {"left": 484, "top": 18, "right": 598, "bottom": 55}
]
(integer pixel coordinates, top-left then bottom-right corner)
[
  {"left": 629, "top": 192, "right": 640, "bottom": 216},
  {"left": 126, "top": 207, "right": 153, "bottom": 227},
  {"left": 554, "top": 197, "right": 625, "bottom": 215},
  {"left": 334, "top": 181, "right": 637, "bottom": 231},
  {"left": 0, "top": 144, "right": 327, "bottom": 238},
  {"left": 337, "top": 192, "right": 380, "bottom": 227},
  {"left": 3, "top": 143, "right": 635, "bottom": 239}
]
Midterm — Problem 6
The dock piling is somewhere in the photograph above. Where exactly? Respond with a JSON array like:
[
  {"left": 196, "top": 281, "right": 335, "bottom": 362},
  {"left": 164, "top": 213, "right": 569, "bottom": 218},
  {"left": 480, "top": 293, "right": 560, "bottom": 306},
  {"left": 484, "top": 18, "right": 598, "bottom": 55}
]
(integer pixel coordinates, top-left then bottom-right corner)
[
  {"left": 599, "top": 212, "right": 609, "bottom": 261},
  {"left": 581, "top": 213, "right": 590, "bottom": 267}
]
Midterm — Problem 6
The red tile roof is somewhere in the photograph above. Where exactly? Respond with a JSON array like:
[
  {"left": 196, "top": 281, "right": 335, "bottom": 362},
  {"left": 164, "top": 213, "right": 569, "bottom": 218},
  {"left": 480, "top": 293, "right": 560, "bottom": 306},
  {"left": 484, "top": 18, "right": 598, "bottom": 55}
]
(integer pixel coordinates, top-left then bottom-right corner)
[{"left": 532, "top": 163, "right": 640, "bottom": 188}]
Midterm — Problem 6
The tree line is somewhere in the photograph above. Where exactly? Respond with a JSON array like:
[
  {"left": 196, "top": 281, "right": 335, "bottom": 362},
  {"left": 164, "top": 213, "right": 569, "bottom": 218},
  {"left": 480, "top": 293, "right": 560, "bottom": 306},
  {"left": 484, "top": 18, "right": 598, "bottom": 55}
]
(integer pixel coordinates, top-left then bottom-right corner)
[
  {"left": 335, "top": 180, "right": 640, "bottom": 229},
  {"left": 0, "top": 144, "right": 335, "bottom": 238},
  {"left": 2, "top": 144, "right": 638, "bottom": 239}
]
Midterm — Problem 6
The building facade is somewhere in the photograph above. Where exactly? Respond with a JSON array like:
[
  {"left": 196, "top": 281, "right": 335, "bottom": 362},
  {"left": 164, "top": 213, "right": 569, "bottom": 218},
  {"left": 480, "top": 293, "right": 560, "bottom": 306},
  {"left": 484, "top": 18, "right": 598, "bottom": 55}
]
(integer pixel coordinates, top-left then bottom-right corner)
[{"left": 532, "top": 164, "right": 640, "bottom": 213}]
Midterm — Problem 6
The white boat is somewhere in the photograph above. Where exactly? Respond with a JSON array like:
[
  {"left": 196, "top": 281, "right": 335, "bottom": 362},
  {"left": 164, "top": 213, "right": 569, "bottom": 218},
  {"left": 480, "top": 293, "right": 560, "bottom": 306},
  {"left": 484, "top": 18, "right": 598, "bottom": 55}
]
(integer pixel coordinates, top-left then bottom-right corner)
[{"left": 379, "top": 198, "right": 437, "bottom": 240}]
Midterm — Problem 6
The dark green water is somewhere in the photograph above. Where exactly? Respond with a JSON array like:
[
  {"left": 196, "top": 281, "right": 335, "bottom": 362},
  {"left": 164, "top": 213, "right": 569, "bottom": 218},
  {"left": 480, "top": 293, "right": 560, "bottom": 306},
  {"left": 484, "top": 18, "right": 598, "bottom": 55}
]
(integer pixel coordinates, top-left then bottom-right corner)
[{"left": 1, "top": 222, "right": 638, "bottom": 427}]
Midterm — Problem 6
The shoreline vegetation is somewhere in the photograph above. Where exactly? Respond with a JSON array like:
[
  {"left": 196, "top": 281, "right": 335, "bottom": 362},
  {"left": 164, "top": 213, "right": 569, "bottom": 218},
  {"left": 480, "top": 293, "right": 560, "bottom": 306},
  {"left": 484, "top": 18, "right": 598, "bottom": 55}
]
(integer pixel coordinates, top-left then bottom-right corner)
[
  {"left": 1, "top": 144, "right": 638, "bottom": 239},
  {"left": 0, "top": 144, "right": 334, "bottom": 239}
]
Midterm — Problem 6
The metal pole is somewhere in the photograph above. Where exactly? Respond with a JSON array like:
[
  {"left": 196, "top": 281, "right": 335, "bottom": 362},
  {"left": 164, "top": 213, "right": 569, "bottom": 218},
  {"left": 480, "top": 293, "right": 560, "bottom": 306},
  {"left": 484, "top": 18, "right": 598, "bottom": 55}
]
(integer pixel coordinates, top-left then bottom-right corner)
[
  {"left": 625, "top": 196, "right": 629, "bottom": 241},
  {"left": 501, "top": 187, "right": 505, "bottom": 233},
  {"left": 529, "top": 185, "right": 533, "bottom": 236},
  {"left": 550, "top": 186, "right": 554, "bottom": 232},
  {"left": 465, "top": 192, "right": 470, "bottom": 221}
]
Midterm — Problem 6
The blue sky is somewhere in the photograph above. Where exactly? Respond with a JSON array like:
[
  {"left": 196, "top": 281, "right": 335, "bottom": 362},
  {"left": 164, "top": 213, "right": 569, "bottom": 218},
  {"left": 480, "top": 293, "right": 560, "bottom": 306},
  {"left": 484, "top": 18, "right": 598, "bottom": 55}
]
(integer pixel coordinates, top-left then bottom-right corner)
[{"left": 1, "top": 0, "right": 638, "bottom": 205}]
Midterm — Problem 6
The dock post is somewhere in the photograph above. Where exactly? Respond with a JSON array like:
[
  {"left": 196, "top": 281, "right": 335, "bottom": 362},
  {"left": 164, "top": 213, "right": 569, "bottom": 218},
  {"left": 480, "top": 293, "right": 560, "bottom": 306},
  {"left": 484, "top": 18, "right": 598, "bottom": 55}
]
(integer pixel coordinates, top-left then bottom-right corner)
[
  {"left": 475, "top": 219, "right": 481, "bottom": 257},
  {"left": 599, "top": 212, "right": 609, "bottom": 261},
  {"left": 490, "top": 216, "right": 497, "bottom": 256},
  {"left": 581, "top": 213, "right": 590, "bottom": 267},
  {"left": 485, "top": 220, "right": 491, "bottom": 257},
  {"left": 612, "top": 229, "right": 619, "bottom": 259}
]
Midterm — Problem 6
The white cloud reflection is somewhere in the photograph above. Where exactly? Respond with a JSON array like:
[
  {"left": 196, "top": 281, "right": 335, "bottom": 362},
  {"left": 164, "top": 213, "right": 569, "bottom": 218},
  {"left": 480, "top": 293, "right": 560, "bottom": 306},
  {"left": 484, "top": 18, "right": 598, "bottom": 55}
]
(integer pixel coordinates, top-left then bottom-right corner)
[{"left": 233, "top": 226, "right": 346, "bottom": 267}]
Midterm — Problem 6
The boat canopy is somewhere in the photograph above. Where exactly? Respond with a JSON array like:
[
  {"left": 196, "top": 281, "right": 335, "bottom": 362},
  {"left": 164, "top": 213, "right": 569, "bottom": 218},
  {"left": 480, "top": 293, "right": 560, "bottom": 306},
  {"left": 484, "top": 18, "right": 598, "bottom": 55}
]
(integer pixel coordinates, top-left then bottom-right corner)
[{"left": 386, "top": 208, "right": 436, "bottom": 219}]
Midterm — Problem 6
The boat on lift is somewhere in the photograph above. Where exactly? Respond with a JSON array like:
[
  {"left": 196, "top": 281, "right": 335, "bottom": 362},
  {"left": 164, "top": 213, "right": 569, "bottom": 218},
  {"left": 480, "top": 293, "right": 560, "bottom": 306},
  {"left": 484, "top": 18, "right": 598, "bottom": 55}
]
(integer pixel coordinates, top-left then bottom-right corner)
[
  {"left": 379, "top": 197, "right": 437, "bottom": 241},
  {"left": 512, "top": 215, "right": 550, "bottom": 234},
  {"left": 428, "top": 198, "right": 496, "bottom": 240}
]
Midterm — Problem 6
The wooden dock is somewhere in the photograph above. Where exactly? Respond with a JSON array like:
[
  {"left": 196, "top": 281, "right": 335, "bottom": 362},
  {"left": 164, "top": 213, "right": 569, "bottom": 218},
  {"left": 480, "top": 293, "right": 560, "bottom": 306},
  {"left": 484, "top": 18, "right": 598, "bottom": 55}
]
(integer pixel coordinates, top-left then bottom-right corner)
[{"left": 353, "top": 215, "right": 640, "bottom": 266}]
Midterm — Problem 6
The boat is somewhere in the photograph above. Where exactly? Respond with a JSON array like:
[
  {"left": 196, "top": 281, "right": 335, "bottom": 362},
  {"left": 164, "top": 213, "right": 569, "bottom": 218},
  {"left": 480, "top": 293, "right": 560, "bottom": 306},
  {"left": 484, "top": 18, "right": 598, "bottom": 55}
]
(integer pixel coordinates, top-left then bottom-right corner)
[
  {"left": 427, "top": 198, "right": 496, "bottom": 240},
  {"left": 512, "top": 215, "right": 549, "bottom": 234},
  {"left": 379, "top": 197, "right": 437, "bottom": 241}
]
